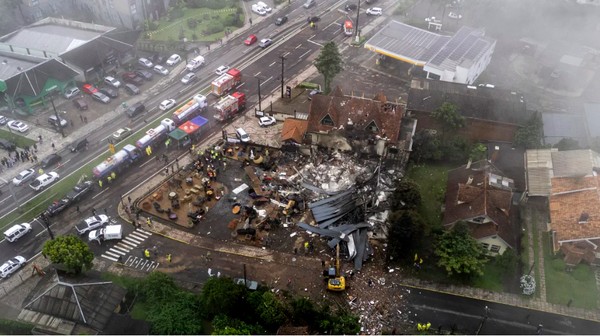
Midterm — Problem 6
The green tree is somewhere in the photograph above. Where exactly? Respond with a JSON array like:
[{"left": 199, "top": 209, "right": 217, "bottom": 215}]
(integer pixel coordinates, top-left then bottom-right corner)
[
  {"left": 469, "top": 143, "right": 487, "bottom": 161},
  {"left": 199, "top": 277, "right": 246, "bottom": 319},
  {"left": 140, "top": 272, "right": 179, "bottom": 302},
  {"left": 513, "top": 112, "right": 543, "bottom": 149},
  {"left": 314, "top": 42, "right": 343, "bottom": 93},
  {"left": 555, "top": 137, "right": 580, "bottom": 151},
  {"left": 410, "top": 130, "right": 443, "bottom": 164},
  {"left": 432, "top": 102, "right": 465, "bottom": 139},
  {"left": 42, "top": 235, "right": 93, "bottom": 274},
  {"left": 255, "top": 291, "right": 287, "bottom": 331},
  {"left": 390, "top": 178, "right": 422, "bottom": 211},
  {"left": 211, "top": 315, "right": 265, "bottom": 335},
  {"left": 386, "top": 210, "right": 425, "bottom": 261},
  {"left": 147, "top": 292, "right": 202, "bottom": 335},
  {"left": 434, "top": 222, "right": 488, "bottom": 277}
]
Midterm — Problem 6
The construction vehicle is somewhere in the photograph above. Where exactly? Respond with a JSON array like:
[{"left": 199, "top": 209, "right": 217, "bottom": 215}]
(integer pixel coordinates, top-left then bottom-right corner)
[
  {"left": 213, "top": 92, "right": 246, "bottom": 121},
  {"left": 327, "top": 244, "right": 346, "bottom": 291},
  {"left": 211, "top": 68, "right": 242, "bottom": 96}
]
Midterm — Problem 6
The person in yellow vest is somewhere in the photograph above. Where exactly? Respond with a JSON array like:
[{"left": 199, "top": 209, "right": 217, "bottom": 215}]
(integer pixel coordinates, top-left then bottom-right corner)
[
  {"left": 144, "top": 249, "right": 150, "bottom": 258},
  {"left": 98, "top": 179, "right": 103, "bottom": 188},
  {"left": 166, "top": 254, "right": 172, "bottom": 263},
  {"left": 107, "top": 176, "right": 112, "bottom": 184},
  {"left": 38, "top": 168, "right": 44, "bottom": 175},
  {"left": 111, "top": 171, "right": 116, "bottom": 180}
]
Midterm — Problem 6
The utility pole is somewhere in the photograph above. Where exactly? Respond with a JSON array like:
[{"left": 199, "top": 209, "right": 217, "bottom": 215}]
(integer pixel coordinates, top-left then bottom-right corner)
[
  {"left": 355, "top": 0, "right": 361, "bottom": 43},
  {"left": 256, "top": 77, "right": 262, "bottom": 111},
  {"left": 49, "top": 96, "right": 65, "bottom": 138},
  {"left": 39, "top": 214, "right": 55, "bottom": 240},
  {"left": 280, "top": 55, "right": 286, "bottom": 98}
]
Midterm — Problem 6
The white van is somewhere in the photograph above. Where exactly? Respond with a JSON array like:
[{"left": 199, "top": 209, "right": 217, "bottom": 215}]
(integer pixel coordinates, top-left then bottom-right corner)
[
  {"left": 235, "top": 128, "right": 250, "bottom": 143},
  {"left": 252, "top": 3, "right": 267, "bottom": 15},
  {"left": 88, "top": 225, "right": 122, "bottom": 244},
  {"left": 186, "top": 55, "right": 205, "bottom": 71},
  {"left": 4, "top": 223, "right": 32, "bottom": 242}
]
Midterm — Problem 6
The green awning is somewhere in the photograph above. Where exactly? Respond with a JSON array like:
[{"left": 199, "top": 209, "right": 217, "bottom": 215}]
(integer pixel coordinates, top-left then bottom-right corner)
[{"left": 169, "top": 128, "right": 188, "bottom": 140}]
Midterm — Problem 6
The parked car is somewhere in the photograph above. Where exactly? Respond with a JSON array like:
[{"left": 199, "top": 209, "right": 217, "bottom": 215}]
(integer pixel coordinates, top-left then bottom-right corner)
[
  {"left": 0, "top": 138, "right": 16, "bottom": 151},
  {"left": 307, "top": 16, "right": 320, "bottom": 23},
  {"left": 99, "top": 87, "right": 118, "bottom": 98},
  {"left": 112, "top": 127, "right": 132, "bottom": 142},
  {"left": 126, "top": 102, "right": 145, "bottom": 118},
  {"left": 75, "top": 215, "right": 109, "bottom": 235},
  {"left": 48, "top": 115, "right": 68, "bottom": 128},
  {"left": 215, "top": 65, "right": 230, "bottom": 75},
  {"left": 245, "top": 34, "right": 258, "bottom": 45},
  {"left": 257, "top": 1, "right": 272, "bottom": 12},
  {"left": 29, "top": 172, "right": 59, "bottom": 191},
  {"left": 3, "top": 223, "right": 32, "bottom": 243},
  {"left": 69, "top": 138, "right": 89, "bottom": 152},
  {"left": 448, "top": 11, "right": 462, "bottom": 19},
  {"left": 365, "top": 0, "right": 377, "bottom": 4},
  {"left": 138, "top": 57, "right": 153, "bottom": 68},
  {"left": 153, "top": 65, "right": 169, "bottom": 75},
  {"left": 366, "top": 7, "right": 382, "bottom": 15},
  {"left": 12, "top": 168, "right": 36, "bottom": 186},
  {"left": 122, "top": 72, "right": 144, "bottom": 86},
  {"left": 63, "top": 87, "right": 81, "bottom": 99},
  {"left": 251, "top": 3, "right": 267, "bottom": 15},
  {"left": 82, "top": 84, "right": 98, "bottom": 94},
  {"left": 304, "top": 0, "right": 316, "bottom": 8},
  {"left": 45, "top": 198, "right": 71, "bottom": 217},
  {"left": 66, "top": 180, "right": 94, "bottom": 202},
  {"left": 104, "top": 76, "right": 121, "bottom": 88},
  {"left": 7, "top": 120, "right": 29, "bottom": 133},
  {"left": 259, "top": 38, "right": 272, "bottom": 48},
  {"left": 181, "top": 73, "right": 196, "bottom": 84},
  {"left": 0, "top": 256, "right": 26, "bottom": 278},
  {"left": 134, "top": 70, "right": 153, "bottom": 81},
  {"left": 166, "top": 54, "right": 181, "bottom": 66},
  {"left": 92, "top": 91, "right": 111, "bottom": 104},
  {"left": 275, "top": 16, "right": 288, "bottom": 25},
  {"left": 0, "top": 116, "right": 7, "bottom": 125},
  {"left": 159, "top": 99, "right": 177, "bottom": 111},
  {"left": 258, "top": 116, "right": 276, "bottom": 127},
  {"left": 124, "top": 83, "right": 140, "bottom": 95},
  {"left": 73, "top": 97, "right": 88, "bottom": 111},
  {"left": 151, "top": 54, "right": 166, "bottom": 65},
  {"left": 41, "top": 153, "right": 62, "bottom": 169},
  {"left": 308, "top": 89, "right": 323, "bottom": 100},
  {"left": 344, "top": 3, "right": 357, "bottom": 10}
]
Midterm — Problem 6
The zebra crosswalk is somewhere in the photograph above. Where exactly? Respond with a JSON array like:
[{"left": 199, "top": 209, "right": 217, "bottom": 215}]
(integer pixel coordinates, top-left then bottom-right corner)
[{"left": 101, "top": 228, "right": 152, "bottom": 262}]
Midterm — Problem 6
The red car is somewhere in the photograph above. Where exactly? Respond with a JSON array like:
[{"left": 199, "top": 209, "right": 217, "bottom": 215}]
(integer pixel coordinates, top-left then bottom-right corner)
[
  {"left": 244, "top": 34, "right": 257, "bottom": 46},
  {"left": 82, "top": 84, "right": 98, "bottom": 94}
]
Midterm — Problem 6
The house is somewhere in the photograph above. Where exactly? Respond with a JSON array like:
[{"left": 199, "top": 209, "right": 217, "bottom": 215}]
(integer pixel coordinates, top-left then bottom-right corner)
[
  {"left": 443, "top": 160, "right": 517, "bottom": 255},
  {"left": 305, "top": 87, "right": 412, "bottom": 157},
  {"left": 281, "top": 118, "right": 308, "bottom": 144},
  {"left": 407, "top": 78, "right": 533, "bottom": 143}
]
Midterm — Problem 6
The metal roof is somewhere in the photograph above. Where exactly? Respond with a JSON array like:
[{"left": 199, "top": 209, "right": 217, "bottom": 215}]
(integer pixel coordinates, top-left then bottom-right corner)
[
  {"left": 551, "top": 149, "right": 600, "bottom": 178},
  {"left": 426, "top": 26, "right": 495, "bottom": 72},
  {"left": 526, "top": 149, "right": 556, "bottom": 197}
]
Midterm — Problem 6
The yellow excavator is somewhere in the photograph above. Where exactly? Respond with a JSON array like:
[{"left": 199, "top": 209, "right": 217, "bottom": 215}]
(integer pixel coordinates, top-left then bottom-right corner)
[{"left": 327, "top": 244, "right": 346, "bottom": 291}]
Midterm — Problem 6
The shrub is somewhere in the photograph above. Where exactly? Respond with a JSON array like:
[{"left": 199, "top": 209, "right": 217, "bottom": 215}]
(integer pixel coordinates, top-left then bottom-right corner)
[
  {"left": 0, "top": 319, "right": 34, "bottom": 335},
  {"left": 169, "top": 7, "right": 185, "bottom": 20},
  {"left": 192, "top": 33, "right": 198, "bottom": 40},
  {"left": 204, "top": 21, "right": 224, "bottom": 35},
  {"left": 187, "top": 18, "right": 198, "bottom": 29}
]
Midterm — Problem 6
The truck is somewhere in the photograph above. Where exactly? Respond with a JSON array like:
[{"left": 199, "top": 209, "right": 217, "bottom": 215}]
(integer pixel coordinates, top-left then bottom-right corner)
[
  {"left": 92, "top": 144, "right": 141, "bottom": 178},
  {"left": 172, "top": 94, "right": 208, "bottom": 125},
  {"left": 213, "top": 92, "right": 246, "bottom": 121},
  {"left": 135, "top": 118, "right": 176, "bottom": 149},
  {"left": 88, "top": 225, "right": 122, "bottom": 244},
  {"left": 342, "top": 20, "right": 354, "bottom": 36},
  {"left": 186, "top": 55, "right": 205, "bottom": 71},
  {"left": 211, "top": 68, "right": 242, "bottom": 96}
]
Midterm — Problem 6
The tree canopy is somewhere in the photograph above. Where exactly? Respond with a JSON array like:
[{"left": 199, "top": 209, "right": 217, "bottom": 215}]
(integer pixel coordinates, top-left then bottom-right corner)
[
  {"left": 199, "top": 277, "right": 247, "bottom": 319},
  {"left": 432, "top": 102, "right": 465, "bottom": 139},
  {"left": 390, "top": 178, "right": 422, "bottom": 211},
  {"left": 42, "top": 235, "right": 93, "bottom": 274},
  {"left": 386, "top": 210, "right": 425, "bottom": 261},
  {"left": 314, "top": 42, "right": 343, "bottom": 93},
  {"left": 513, "top": 112, "right": 543, "bottom": 149},
  {"left": 434, "top": 221, "right": 488, "bottom": 277}
]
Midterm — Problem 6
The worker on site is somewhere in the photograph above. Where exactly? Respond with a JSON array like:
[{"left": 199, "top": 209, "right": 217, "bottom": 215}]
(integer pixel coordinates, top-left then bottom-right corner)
[
  {"left": 166, "top": 254, "right": 172, "bottom": 263},
  {"left": 111, "top": 171, "right": 116, "bottom": 181},
  {"left": 144, "top": 249, "right": 150, "bottom": 258},
  {"left": 98, "top": 179, "right": 103, "bottom": 188},
  {"left": 146, "top": 217, "right": 153, "bottom": 228},
  {"left": 107, "top": 176, "right": 112, "bottom": 184}
]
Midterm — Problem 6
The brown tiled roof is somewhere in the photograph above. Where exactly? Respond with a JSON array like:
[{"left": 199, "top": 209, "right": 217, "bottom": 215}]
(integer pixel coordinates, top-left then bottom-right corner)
[
  {"left": 549, "top": 175, "right": 600, "bottom": 245},
  {"left": 306, "top": 88, "right": 405, "bottom": 143},
  {"left": 281, "top": 118, "right": 308, "bottom": 143},
  {"left": 443, "top": 160, "right": 516, "bottom": 247}
]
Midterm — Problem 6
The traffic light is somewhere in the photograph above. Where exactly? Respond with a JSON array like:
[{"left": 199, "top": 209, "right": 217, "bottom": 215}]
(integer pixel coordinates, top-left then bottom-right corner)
[{"left": 286, "top": 86, "right": 292, "bottom": 98}]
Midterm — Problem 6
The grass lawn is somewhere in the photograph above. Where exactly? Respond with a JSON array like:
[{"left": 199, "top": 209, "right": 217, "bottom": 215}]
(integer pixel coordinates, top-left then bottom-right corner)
[
  {"left": 148, "top": 7, "right": 242, "bottom": 42},
  {"left": 0, "top": 129, "right": 36, "bottom": 148},
  {"left": 405, "top": 163, "right": 452, "bottom": 228},
  {"left": 543, "top": 233, "right": 598, "bottom": 309},
  {"left": 471, "top": 259, "right": 508, "bottom": 292}
]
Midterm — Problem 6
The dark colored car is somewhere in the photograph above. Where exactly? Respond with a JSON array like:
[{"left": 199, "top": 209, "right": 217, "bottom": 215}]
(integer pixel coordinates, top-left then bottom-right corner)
[
  {"left": 125, "top": 83, "right": 141, "bottom": 95},
  {"left": 307, "top": 16, "right": 320, "bottom": 23},
  {"left": 151, "top": 54, "right": 166, "bottom": 65},
  {"left": 134, "top": 70, "right": 153, "bottom": 81},
  {"left": 45, "top": 198, "right": 71, "bottom": 217},
  {"left": 365, "top": 0, "right": 376, "bottom": 3},
  {"left": 0, "top": 139, "right": 16, "bottom": 151},
  {"left": 126, "top": 102, "right": 145, "bottom": 118},
  {"left": 344, "top": 3, "right": 357, "bottom": 10},
  {"left": 121, "top": 72, "right": 144, "bottom": 86},
  {"left": 275, "top": 16, "right": 288, "bottom": 25},
  {"left": 70, "top": 138, "right": 89, "bottom": 152},
  {"left": 99, "top": 87, "right": 119, "bottom": 98},
  {"left": 66, "top": 180, "right": 94, "bottom": 202},
  {"left": 73, "top": 97, "right": 88, "bottom": 111},
  {"left": 41, "top": 153, "right": 62, "bottom": 169}
]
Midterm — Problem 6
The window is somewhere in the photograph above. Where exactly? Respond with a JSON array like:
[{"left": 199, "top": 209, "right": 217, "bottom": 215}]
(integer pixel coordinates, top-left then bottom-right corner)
[
  {"left": 481, "top": 243, "right": 490, "bottom": 250},
  {"left": 490, "top": 245, "right": 501, "bottom": 253},
  {"left": 321, "top": 114, "right": 334, "bottom": 126},
  {"left": 366, "top": 120, "right": 379, "bottom": 133}
]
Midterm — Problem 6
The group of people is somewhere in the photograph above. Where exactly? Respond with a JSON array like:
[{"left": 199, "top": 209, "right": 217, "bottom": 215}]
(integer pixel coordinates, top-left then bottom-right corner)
[{"left": 0, "top": 145, "right": 38, "bottom": 171}]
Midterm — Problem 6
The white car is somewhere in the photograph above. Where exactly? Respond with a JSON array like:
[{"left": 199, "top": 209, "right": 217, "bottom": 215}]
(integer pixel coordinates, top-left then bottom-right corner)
[
  {"left": 75, "top": 214, "right": 109, "bottom": 235},
  {"left": 215, "top": 65, "right": 230, "bottom": 76},
  {"left": 181, "top": 73, "right": 197, "bottom": 84},
  {"left": 166, "top": 54, "right": 181, "bottom": 66},
  {"left": 104, "top": 76, "right": 121, "bottom": 88},
  {"left": 13, "top": 168, "right": 36, "bottom": 186},
  {"left": 112, "top": 127, "right": 132, "bottom": 142},
  {"left": 138, "top": 57, "right": 154, "bottom": 68},
  {"left": 257, "top": 1, "right": 272, "bottom": 12},
  {"left": 154, "top": 65, "right": 169, "bottom": 75},
  {"left": 64, "top": 87, "right": 81, "bottom": 99},
  {"left": 259, "top": 38, "right": 272, "bottom": 48},
  {"left": 7, "top": 120, "right": 29, "bottom": 133},
  {"left": 251, "top": 3, "right": 267, "bottom": 15},
  {"left": 0, "top": 256, "right": 26, "bottom": 278},
  {"left": 448, "top": 11, "right": 462, "bottom": 19},
  {"left": 258, "top": 116, "right": 276, "bottom": 127},
  {"left": 159, "top": 99, "right": 177, "bottom": 111},
  {"left": 29, "top": 172, "right": 59, "bottom": 191},
  {"left": 366, "top": 7, "right": 382, "bottom": 15}
]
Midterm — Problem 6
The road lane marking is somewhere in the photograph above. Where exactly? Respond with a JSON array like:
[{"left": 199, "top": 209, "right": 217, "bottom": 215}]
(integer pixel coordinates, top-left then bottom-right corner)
[
  {"left": 300, "top": 50, "right": 312, "bottom": 58},
  {"left": 282, "top": 52, "right": 291, "bottom": 57},
  {"left": 295, "top": 44, "right": 302, "bottom": 49},
  {"left": 269, "top": 61, "right": 277, "bottom": 67},
  {"left": 262, "top": 76, "right": 273, "bottom": 85},
  {"left": 254, "top": 71, "right": 262, "bottom": 76},
  {"left": 113, "top": 246, "right": 129, "bottom": 253},
  {"left": 140, "top": 156, "right": 156, "bottom": 168},
  {"left": 101, "top": 254, "right": 118, "bottom": 261},
  {"left": 307, "top": 39, "right": 323, "bottom": 47},
  {"left": 92, "top": 188, "right": 110, "bottom": 199},
  {"left": 105, "top": 251, "right": 121, "bottom": 258}
]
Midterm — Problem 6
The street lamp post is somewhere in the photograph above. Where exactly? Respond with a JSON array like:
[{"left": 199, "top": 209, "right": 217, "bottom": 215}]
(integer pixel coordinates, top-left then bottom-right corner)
[
  {"left": 256, "top": 77, "right": 262, "bottom": 111},
  {"left": 355, "top": 0, "right": 361, "bottom": 43},
  {"left": 49, "top": 96, "right": 65, "bottom": 138},
  {"left": 280, "top": 55, "right": 286, "bottom": 98}
]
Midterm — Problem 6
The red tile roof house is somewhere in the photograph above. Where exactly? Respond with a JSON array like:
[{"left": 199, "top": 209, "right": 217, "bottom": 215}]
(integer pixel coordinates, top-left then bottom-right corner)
[
  {"left": 304, "top": 87, "right": 415, "bottom": 158},
  {"left": 443, "top": 160, "right": 518, "bottom": 255}
]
